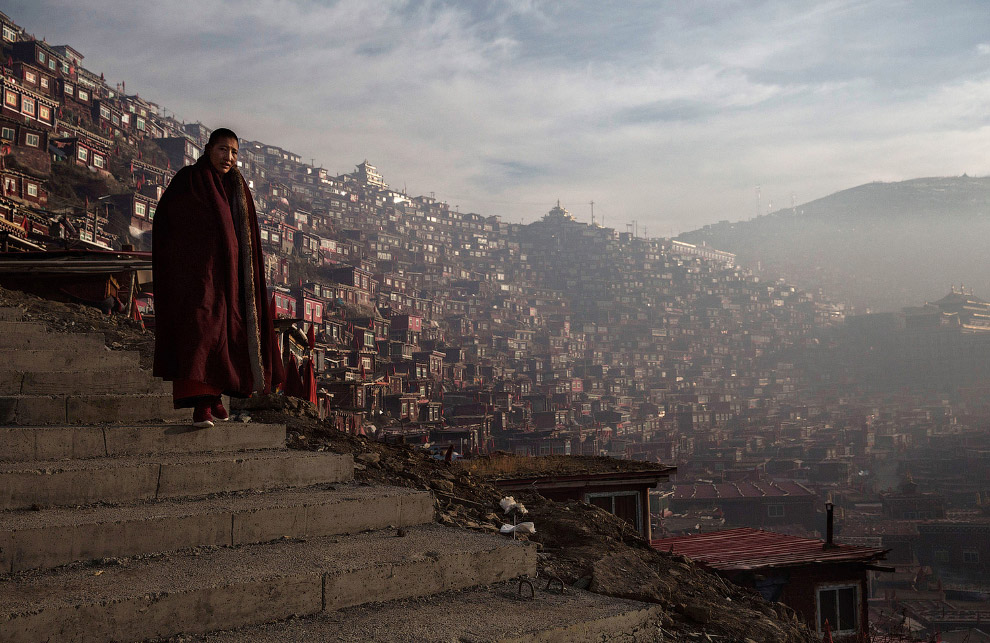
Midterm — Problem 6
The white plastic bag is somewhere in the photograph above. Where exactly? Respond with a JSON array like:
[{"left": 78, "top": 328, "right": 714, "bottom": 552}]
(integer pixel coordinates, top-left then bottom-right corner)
[
  {"left": 500, "top": 522, "right": 536, "bottom": 535},
  {"left": 499, "top": 496, "right": 528, "bottom": 515}
]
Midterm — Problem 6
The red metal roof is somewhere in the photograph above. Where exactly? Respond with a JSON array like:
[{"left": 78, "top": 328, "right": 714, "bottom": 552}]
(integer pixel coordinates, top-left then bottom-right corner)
[{"left": 651, "top": 528, "right": 888, "bottom": 571}]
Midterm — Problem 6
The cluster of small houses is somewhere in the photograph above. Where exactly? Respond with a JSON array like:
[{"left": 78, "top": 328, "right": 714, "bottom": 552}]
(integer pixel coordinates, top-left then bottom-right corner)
[{"left": 1, "top": 10, "right": 989, "bottom": 641}]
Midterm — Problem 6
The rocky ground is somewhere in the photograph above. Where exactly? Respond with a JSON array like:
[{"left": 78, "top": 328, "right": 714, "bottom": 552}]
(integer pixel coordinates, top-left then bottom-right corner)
[
  {"left": 0, "top": 284, "right": 155, "bottom": 367},
  {"left": 0, "top": 285, "right": 818, "bottom": 642},
  {"left": 241, "top": 396, "right": 818, "bottom": 643}
]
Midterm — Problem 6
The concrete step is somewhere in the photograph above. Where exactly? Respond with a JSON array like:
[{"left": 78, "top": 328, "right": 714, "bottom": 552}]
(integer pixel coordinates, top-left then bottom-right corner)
[
  {"left": 0, "top": 422, "right": 287, "bottom": 463},
  {"left": 0, "top": 320, "right": 43, "bottom": 332},
  {"left": 0, "top": 483, "right": 434, "bottom": 573},
  {"left": 198, "top": 580, "right": 665, "bottom": 643},
  {"left": 0, "top": 524, "right": 536, "bottom": 643},
  {"left": 0, "top": 307, "right": 23, "bottom": 321},
  {"left": 0, "top": 392, "right": 188, "bottom": 425},
  {"left": 1, "top": 369, "right": 169, "bottom": 395},
  {"left": 0, "top": 348, "right": 139, "bottom": 372},
  {"left": 0, "top": 450, "right": 354, "bottom": 510},
  {"left": 0, "top": 328, "right": 106, "bottom": 351}
]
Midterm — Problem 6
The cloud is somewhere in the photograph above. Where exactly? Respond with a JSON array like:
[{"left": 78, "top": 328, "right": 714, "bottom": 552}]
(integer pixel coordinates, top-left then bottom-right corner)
[{"left": 8, "top": 0, "right": 990, "bottom": 232}]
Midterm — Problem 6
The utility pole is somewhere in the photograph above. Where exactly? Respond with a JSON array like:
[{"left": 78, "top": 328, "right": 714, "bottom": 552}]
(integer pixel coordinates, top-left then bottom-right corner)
[
  {"left": 756, "top": 185, "right": 761, "bottom": 217},
  {"left": 590, "top": 200, "right": 595, "bottom": 225}
]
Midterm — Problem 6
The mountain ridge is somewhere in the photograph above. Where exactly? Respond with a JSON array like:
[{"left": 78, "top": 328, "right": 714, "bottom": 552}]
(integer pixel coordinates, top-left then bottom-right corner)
[{"left": 679, "top": 175, "right": 990, "bottom": 313}]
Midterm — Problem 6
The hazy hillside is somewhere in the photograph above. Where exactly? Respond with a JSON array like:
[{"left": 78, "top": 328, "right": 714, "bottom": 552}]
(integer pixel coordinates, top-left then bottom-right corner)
[{"left": 679, "top": 176, "right": 990, "bottom": 312}]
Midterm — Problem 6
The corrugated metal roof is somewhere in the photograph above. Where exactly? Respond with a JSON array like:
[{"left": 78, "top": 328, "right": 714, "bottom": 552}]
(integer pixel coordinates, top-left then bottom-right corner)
[
  {"left": 651, "top": 527, "right": 888, "bottom": 570},
  {"left": 674, "top": 480, "right": 814, "bottom": 500}
]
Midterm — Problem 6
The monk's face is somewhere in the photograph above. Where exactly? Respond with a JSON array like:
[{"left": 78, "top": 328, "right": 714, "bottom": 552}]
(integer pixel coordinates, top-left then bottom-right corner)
[{"left": 208, "top": 137, "right": 238, "bottom": 174}]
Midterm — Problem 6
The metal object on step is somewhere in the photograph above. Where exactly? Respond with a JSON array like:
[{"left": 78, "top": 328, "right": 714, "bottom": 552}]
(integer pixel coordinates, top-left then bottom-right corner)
[
  {"left": 517, "top": 578, "right": 535, "bottom": 600},
  {"left": 545, "top": 576, "right": 565, "bottom": 594}
]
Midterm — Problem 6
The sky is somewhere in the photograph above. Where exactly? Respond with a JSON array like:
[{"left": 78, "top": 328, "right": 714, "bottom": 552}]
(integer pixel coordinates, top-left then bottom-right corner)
[{"left": 11, "top": 0, "right": 990, "bottom": 233}]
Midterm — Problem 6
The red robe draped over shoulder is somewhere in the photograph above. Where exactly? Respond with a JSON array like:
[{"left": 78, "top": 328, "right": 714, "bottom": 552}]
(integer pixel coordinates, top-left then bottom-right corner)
[{"left": 152, "top": 157, "right": 284, "bottom": 397}]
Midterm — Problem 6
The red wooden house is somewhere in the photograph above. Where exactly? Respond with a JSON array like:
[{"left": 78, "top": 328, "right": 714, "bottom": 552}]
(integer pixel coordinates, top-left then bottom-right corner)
[
  {"left": 51, "top": 123, "right": 112, "bottom": 175},
  {"left": 0, "top": 75, "right": 56, "bottom": 131},
  {"left": 92, "top": 98, "right": 125, "bottom": 137},
  {"left": 10, "top": 40, "right": 67, "bottom": 78},
  {"left": 495, "top": 467, "right": 676, "bottom": 540},
  {"left": 0, "top": 114, "right": 50, "bottom": 177},
  {"left": 670, "top": 479, "right": 820, "bottom": 533},
  {"left": 153, "top": 136, "right": 200, "bottom": 170},
  {"left": 0, "top": 167, "right": 46, "bottom": 207},
  {"left": 653, "top": 521, "right": 889, "bottom": 641},
  {"left": 1, "top": 12, "right": 24, "bottom": 45},
  {"left": 269, "top": 288, "right": 297, "bottom": 319},
  {"left": 11, "top": 61, "right": 56, "bottom": 99}
]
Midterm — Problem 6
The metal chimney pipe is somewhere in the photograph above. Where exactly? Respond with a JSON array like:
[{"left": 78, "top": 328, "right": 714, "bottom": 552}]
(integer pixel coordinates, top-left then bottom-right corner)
[{"left": 824, "top": 501, "right": 836, "bottom": 549}]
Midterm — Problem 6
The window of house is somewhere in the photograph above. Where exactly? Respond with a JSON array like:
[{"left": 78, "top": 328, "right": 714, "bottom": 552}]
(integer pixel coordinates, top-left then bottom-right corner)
[
  {"left": 21, "top": 97, "right": 35, "bottom": 116},
  {"left": 77, "top": 89, "right": 89, "bottom": 101},
  {"left": 38, "top": 105, "right": 51, "bottom": 121},
  {"left": 24, "top": 71, "right": 37, "bottom": 83},
  {"left": 48, "top": 59, "right": 56, "bottom": 71},
  {"left": 5, "top": 90, "right": 17, "bottom": 107},
  {"left": 38, "top": 51, "right": 46, "bottom": 64},
  {"left": 817, "top": 585, "right": 858, "bottom": 636},
  {"left": 135, "top": 202, "right": 146, "bottom": 217},
  {"left": 767, "top": 504, "right": 785, "bottom": 518},
  {"left": 2, "top": 25, "right": 15, "bottom": 41},
  {"left": 934, "top": 549, "right": 950, "bottom": 563},
  {"left": 25, "top": 133, "right": 40, "bottom": 147},
  {"left": 61, "top": 61, "right": 69, "bottom": 74},
  {"left": 963, "top": 550, "right": 980, "bottom": 564},
  {"left": 64, "top": 82, "right": 74, "bottom": 96},
  {"left": 136, "top": 117, "right": 145, "bottom": 131},
  {"left": 148, "top": 206, "right": 156, "bottom": 220},
  {"left": 77, "top": 147, "right": 88, "bottom": 162},
  {"left": 1, "top": 127, "right": 13, "bottom": 140},
  {"left": 26, "top": 183, "right": 38, "bottom": 197},
  {"left": 585, "top": 491, "right": 642, "bottom": 532},
  {"left": 111, "top": 114, "right": 119, "bottom": 126},
  {"left": 100, "top": 105, "right": 110, "bottom": 120},
  {"left": 40, "top": 77, "right": 49, "bottom": 89},
  {"left": 93, "top": 154, "right": 104, "bottom": 168},
  {"left": 121, "top": 113, "right": 129, "bottom": 125}
]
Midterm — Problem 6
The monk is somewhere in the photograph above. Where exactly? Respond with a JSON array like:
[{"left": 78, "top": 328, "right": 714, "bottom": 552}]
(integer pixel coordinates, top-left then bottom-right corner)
[{"left": 152, "top": 128, "right": 284, "bottom": 427}]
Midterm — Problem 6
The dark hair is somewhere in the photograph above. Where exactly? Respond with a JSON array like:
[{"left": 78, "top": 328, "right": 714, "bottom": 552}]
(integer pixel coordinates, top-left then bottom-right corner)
[{"left": 207, "top": 128, "right": 238, "bottom": 146}]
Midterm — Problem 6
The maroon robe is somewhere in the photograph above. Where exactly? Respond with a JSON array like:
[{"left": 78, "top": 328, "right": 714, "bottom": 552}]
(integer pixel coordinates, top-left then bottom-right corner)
[{"left": 152, "top": 156, "right": 284, "bottom": 397}]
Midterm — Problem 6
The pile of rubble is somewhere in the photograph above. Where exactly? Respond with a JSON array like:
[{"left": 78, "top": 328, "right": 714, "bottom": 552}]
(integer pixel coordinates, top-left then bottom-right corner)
[{"left": 241, "top": 400, "right": 817, "bottom": 642}]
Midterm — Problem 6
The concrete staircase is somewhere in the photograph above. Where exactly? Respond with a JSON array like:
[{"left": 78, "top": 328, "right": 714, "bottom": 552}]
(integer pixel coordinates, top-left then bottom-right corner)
[
  {"left": 0, "top": 305, "right": 662, "bottom": 642},
  {"left": 0, "top": 308, "right": 185, "bottom": 425}
]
